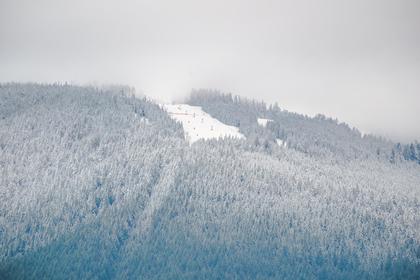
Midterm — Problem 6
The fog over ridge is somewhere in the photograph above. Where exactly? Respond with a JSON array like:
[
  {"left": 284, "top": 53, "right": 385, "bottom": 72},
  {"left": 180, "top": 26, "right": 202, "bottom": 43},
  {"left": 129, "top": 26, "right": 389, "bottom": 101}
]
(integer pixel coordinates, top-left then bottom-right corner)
[{"left": 1, "top": 0, "right": 419, "bottom": 142}]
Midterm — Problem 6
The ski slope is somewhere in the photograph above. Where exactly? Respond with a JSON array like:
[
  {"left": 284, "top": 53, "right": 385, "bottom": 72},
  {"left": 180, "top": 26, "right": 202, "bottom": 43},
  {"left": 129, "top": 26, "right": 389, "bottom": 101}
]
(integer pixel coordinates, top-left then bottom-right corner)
[{"left": 162, "top": 104, "right": 245, "bottom": 143}]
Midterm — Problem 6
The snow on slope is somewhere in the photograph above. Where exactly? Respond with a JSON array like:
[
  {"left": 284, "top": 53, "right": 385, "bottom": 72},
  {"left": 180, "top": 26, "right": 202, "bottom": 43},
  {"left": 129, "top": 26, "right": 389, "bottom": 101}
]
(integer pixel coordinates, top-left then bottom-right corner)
[
  {"left": 276, "top": 139, "right": 287, "bottom": 148},
  {"left": 257, "top": 118, "right": 286, "bottom": 148},
  {"left": 162, "top": 104, "right": 245, "bottom": 143},
  {"left": 257, "top": 118, "right": 273, "bottom": 127}
]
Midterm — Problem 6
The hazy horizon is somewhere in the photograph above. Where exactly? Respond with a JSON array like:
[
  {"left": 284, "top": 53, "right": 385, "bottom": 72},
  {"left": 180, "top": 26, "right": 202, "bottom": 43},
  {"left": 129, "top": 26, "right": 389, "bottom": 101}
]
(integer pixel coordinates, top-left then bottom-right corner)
[{"left": 1, "top": 0, "right": 419, "bottom": 142}]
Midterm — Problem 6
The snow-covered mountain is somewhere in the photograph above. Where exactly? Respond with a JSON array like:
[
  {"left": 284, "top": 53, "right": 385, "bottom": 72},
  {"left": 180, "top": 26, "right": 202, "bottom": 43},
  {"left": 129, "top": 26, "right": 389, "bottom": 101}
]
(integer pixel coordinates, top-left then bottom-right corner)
[{"left": 0, "top": 83, "right": 419, "bottom": 280}]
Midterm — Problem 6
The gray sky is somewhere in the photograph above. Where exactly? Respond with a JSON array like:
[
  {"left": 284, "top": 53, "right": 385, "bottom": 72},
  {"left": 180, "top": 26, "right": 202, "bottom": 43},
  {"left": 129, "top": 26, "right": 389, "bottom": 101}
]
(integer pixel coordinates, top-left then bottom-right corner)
[{"left": 1, "top": 0, "right": 419, "bottom": 142}]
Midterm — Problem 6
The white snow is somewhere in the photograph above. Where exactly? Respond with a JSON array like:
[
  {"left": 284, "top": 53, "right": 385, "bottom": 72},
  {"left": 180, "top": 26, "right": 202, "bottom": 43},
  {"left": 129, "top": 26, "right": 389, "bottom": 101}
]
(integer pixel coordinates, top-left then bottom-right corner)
[
  {"left": 276, "top": 139, "right": 287, "bottom": 148},
  {"left": 257, "top": 118, "right": 273, "bottom": 127},
  {"left": 162, "top": 104, "right": 245, "bottom": 144},
  {"left": 137, "top": 116, "right": 149, "bottom": 124}
]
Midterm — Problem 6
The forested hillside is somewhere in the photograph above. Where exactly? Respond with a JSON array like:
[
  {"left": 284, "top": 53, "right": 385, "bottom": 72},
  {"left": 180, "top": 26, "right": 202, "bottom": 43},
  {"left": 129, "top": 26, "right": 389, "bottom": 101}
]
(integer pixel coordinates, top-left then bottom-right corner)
[
  {"left": 187, "top": 89, "right": 420, "bottom": 164},
  {"left": 0, "top": 84, "right": 419, "bottom": 279}
]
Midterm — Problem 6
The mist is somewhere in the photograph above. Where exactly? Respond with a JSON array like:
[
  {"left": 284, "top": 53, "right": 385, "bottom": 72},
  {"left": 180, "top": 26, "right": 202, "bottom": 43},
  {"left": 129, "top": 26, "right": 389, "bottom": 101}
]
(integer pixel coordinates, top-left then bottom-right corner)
[{"left": 1, "top": 0, "right": 419, "bottom": 142}]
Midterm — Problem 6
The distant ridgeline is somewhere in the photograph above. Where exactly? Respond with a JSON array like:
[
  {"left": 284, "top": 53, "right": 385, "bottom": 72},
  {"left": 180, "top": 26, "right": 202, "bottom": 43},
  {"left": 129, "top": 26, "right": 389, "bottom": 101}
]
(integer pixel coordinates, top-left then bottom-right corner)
[
  {"left": 0, "top": 83, "right": 419, "bottom": 279},
  {"left": 187, "top": 89, "right": 420, "bottom": 164}
]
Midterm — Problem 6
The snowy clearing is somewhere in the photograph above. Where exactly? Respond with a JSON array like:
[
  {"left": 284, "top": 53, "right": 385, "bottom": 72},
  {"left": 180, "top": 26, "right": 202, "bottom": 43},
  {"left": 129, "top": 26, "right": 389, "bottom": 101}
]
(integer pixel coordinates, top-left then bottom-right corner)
[
  {"left": 138, "top": 116, "right": 149, "bottom": 124},
  {"left": 162, "top": 104, "right": 245, "bottom": 143},
  {"left": 257, "top": 118, "right": 273, "bottom": 127},
  {"left": 276, "top": 139, "right": 287, "bottom": 148}
]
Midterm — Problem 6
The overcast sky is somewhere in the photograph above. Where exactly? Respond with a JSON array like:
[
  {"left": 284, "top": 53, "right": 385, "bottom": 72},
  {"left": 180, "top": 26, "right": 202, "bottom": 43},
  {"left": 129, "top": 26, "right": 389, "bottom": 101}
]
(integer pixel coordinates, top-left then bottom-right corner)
[{"left": 1, "top": 0, "right": 419, "bottom": 142}]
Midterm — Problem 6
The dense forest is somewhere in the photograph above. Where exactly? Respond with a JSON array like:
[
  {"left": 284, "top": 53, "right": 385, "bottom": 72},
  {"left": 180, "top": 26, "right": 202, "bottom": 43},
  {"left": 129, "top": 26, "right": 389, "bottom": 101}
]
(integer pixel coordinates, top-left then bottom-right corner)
[
  {"left": 0, "top": 84, "right": 419, "bottom": 279},
  {"left": 188, "top": 89, "right": 420, "bottom": 164}
]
